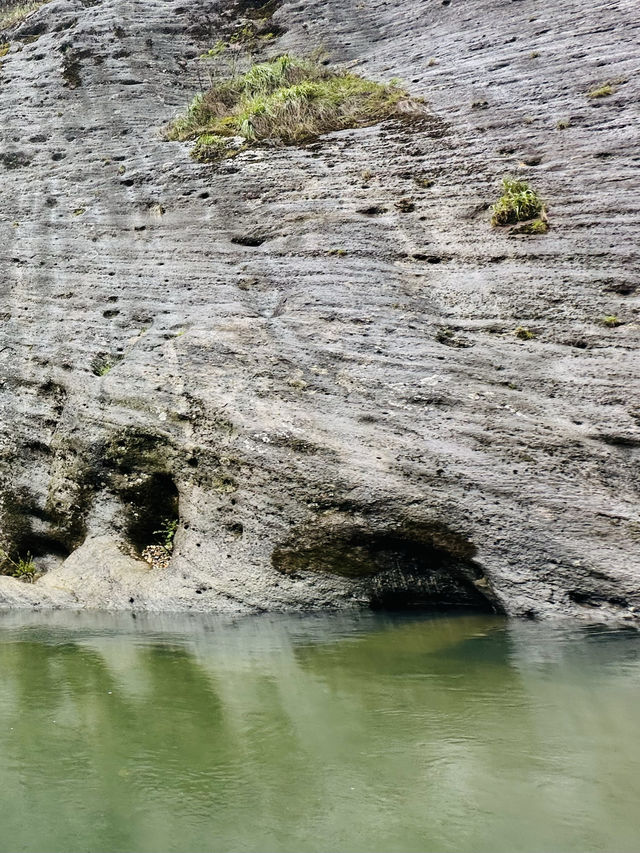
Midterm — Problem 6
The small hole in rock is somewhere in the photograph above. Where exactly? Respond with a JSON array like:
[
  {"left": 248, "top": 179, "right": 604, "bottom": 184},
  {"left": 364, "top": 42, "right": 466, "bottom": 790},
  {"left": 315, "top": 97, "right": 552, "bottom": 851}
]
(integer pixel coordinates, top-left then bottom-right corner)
[{"left": 231, "top": 235, "right": 267, "bottom": 247}]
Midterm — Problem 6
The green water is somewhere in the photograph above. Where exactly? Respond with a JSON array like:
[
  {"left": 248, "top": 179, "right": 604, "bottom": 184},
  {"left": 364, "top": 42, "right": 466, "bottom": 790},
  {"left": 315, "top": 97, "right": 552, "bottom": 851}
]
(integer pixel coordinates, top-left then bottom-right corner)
[{"left": 0, "top": 611, "right": 639, "bottom": 853}]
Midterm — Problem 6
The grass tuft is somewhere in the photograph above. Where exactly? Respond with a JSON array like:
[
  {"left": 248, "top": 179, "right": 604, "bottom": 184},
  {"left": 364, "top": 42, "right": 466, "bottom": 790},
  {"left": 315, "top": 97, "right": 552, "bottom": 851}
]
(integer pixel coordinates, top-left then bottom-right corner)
[
  {"left": 0, "top": 549, "right": 37, "bottom": 582},
  {"left": 0, "top": 0, "right": 47, "bottom": 31},
  {"left": 192, "top": 132, "right": 247, "bottom": 162},
  {"left": 512, "top": 217, "right": 549, "bottom": 235},
  {"left": 514, "top": 326, "right": 536, "bottom": 341},
  {"left": 491, "top": 178, "right": 545, "bottom": 227},
  {"left": 587, "top": 82, "right": 613, "bottom": 98},
  {"left": 166, "top": 54, "right": 411, "bottom": 161},
  {"left": 600, "top": 315, "right": 622, "bottom": 328}
]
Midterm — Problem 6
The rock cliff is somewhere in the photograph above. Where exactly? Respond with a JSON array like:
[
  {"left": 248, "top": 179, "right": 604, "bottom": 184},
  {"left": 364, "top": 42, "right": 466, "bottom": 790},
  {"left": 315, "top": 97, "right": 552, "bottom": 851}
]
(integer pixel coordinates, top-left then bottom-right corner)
[{"left": 0, "top": 0, "right": 638, "bottom": 619}]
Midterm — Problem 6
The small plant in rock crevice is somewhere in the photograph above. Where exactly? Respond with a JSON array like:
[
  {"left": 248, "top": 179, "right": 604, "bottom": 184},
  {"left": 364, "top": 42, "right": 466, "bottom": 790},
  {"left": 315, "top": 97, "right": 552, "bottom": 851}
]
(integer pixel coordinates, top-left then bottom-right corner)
[
  {"left": 600, "top": 315, "right": 622, "bottom": 328},
  {"left": 166, "top": 53, "right": 415, "bottom": 162},
  {"left": 141, "top": 518, "right": 178, "bottom": 570},
  {"left": 154, "top": 517, "right": 178, "bottom": 553},
  {"left": 491, "top": 178, "right": 546, "bottom": 228},
  {"left": 587, "top": 82, "right": 613, "bottom": 98},
  {"left": 587, "top": 77, "right": 627, "bottom": 99},
  {"left": 0, "top": 549, "right": 37, "bottom": 582},
  {"left": 91, "top": 351, "right": 126, "bottom": 377},
  {"left": 514, "top": 326, "right": 536, "bottom": 341}
]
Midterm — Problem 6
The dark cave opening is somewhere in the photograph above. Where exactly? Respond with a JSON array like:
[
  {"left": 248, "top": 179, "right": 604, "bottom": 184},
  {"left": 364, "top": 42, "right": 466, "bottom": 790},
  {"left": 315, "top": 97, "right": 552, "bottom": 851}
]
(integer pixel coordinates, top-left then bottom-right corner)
[
  {"left": 26, "top": 533, "right": 72, "bottom": 561},
  {"left": 0, "top": 487, "right": 80, "bottom": 570},
  {"left": 123, "top": 472, "right": 180, "bottom": 555},
  {"left": 273, "top": 524, "right": 501, "bottom": 614},
  {"left": 363, "top": 536, "right": 497, "bottom": 613}
]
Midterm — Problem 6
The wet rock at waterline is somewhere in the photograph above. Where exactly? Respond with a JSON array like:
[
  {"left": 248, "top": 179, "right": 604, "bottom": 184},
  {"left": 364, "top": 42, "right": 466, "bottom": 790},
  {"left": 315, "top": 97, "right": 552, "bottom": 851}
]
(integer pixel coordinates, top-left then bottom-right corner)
[{"left": 0, "top": 0, "right": 638, "bottom": 619}]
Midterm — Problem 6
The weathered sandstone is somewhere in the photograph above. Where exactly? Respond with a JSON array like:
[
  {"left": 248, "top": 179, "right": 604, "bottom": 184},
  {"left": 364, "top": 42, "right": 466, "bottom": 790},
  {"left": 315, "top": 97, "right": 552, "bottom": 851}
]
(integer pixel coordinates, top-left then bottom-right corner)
[{"left": 0, "top": 0, "right": 638, "bottom": 619}]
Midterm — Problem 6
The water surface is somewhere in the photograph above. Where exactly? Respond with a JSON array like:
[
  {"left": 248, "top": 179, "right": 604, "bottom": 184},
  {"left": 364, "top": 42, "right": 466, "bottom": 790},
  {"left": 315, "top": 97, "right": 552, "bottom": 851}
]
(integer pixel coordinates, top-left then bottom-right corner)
[{"left": 0, "top": 610, "right": 638, "bottom": 853}]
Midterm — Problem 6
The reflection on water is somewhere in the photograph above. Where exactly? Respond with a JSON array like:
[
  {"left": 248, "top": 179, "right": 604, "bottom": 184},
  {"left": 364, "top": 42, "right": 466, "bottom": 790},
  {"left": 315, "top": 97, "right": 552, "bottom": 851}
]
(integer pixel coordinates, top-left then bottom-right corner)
[{"left": 0, "top": 610, "right": 639, "bottom": 853}]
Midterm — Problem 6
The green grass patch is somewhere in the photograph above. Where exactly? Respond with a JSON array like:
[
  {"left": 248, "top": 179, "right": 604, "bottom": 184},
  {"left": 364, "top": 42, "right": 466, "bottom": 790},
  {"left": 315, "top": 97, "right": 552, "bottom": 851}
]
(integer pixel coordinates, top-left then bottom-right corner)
[
  {"left": 167, "top": 54, "right": 411, "bottom": 161},
  {"left": 514, "top": 326, "right": 536, "bottom": 341},
  {"left": 587, "top": 82, "right": 613, "bottom": 98},
  {"left": 0, "top": 1, "right": 47, "bottom": 31},
  {"left": 192, "top": 132, "right": 247, "bottom": 162},
  {"left": 153, "top": 518, "right": 178, "bottom": 552},
  {"left": 512, "top": 217, "right": 549, "bottom": 235},
  {"left": 491, "top": 178, "right": 545, "bottom": 227},
  {"left": 0, "top": 549, "right": 37, "bottom": 582},
  {"left": 522, "top": 218, "right": 548, "bottom": 234},
  {"left": 91, "top": 353, "right": 122, "bottom": 376},
  {"left": 600, "top": 315, "right": 622, "bottom": 328}
]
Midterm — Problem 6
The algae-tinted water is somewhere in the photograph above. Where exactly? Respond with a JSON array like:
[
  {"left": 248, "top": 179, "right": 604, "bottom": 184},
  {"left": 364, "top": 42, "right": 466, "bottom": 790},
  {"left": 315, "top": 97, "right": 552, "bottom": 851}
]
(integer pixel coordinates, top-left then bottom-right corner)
[{"left": 0, "top": 610, "right": 639, "bottom": 853}]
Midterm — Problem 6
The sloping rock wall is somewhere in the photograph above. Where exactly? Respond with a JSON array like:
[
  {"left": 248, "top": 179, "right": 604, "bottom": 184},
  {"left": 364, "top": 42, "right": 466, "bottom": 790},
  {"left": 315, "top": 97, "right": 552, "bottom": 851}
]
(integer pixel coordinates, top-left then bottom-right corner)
[{"left": 0, "top": 0, "right": 638, "bottom": 618}]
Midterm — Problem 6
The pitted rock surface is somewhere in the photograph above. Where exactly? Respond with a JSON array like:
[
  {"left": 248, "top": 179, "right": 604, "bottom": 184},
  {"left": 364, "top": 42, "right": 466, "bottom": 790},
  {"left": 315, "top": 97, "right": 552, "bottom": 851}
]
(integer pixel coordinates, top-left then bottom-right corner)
[{"left": 0, "top": 0, "right": 638, "bottom": 619}]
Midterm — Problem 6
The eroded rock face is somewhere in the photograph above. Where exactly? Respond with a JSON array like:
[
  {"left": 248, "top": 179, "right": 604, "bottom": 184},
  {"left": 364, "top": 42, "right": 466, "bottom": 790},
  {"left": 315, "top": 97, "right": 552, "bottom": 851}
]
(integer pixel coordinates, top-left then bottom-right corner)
[{"left": 0, "top": 0, "right": 638, "bottom": 619}]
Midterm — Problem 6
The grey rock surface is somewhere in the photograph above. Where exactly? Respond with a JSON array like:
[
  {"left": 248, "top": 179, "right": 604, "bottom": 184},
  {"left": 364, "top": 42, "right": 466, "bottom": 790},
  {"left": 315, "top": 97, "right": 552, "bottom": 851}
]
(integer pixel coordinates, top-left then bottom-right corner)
[{"left": 0, "top": 0, "right": 638, "bottom": 619}]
